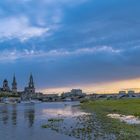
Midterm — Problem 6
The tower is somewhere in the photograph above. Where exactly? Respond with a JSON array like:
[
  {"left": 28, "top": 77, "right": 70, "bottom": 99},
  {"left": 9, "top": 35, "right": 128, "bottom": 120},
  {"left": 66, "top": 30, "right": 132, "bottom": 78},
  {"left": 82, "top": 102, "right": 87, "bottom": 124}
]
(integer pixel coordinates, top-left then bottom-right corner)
[
  {"left": 29, "top": 74, "right": 34, "bottom": 89},
  {"left": 23, "top": 74, "right": 35, "bottom": 100},
  {"left": 12, "top": 74, "right": 17, "bottom": 94},
  {"left": 3, "top": 79, "right": 10, "bottom": 92},
  {"left": 25, "top": 74, "right": 35, "bottom": 94}
]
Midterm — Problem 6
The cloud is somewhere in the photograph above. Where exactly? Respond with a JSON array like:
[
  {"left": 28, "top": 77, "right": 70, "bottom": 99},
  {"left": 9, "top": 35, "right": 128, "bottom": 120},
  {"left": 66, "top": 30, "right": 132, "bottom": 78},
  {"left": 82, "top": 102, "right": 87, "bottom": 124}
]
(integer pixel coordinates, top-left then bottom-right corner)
[
  {"left": 45, "top": 46, "right": 121, "bottom": 57},
  {"left": 0, "top": 46, "right": 121, "bottom": 62},
  {"left": 0, "top": 16, "right": 49, "bottom": 41},
  {"left": 0, "top": 0, "right": 140, "bottom": 93},
  {"left": 21, "top": 0, "right": 88, "bottom": 5},
  {"left": 44, "top": 0, "right": 88, "bottom": 5},
  {"left": 74, "top": 46, "right": 121, "bottom": 54}
]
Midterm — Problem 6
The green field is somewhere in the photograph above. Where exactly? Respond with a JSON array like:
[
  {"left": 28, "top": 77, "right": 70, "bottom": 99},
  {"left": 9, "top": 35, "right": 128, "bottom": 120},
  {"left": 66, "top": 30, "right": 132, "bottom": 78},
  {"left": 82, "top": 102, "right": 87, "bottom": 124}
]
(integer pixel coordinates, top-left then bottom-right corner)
[{"left": 81, "top": 99, "right": 140, "bottom": 140}]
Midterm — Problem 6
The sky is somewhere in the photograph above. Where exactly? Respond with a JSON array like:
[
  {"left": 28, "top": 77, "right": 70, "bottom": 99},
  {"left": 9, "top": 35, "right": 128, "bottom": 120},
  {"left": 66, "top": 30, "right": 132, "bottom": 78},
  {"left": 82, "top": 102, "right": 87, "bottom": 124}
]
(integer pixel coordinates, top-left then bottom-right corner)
[{"left": 0, "top": 0, "right": 140, "bottom": 94}]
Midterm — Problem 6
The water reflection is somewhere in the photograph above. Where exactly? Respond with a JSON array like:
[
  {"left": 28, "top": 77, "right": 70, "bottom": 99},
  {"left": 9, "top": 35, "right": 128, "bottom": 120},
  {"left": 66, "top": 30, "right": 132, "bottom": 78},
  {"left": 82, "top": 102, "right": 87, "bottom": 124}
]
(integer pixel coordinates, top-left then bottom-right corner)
[
  {"left": 42, "top": 108, "right": 88, "bottom": 118},
  {"left": 24, "top": 105, "right": 35, "bottom": 127},
  {"left": 0, "top": 102, "right": 82, "bottom": 140},
  {"left": 42, "top": 103, "right": 88, "bottom": 118},
  {"left": 11, "top": 105, "right": 17, "bottom": 125},
  {"left": 1, "top": 106, "right": 9, "bottom": 125},
  {"left": 0, "top": 105, "right": 17, "bottom": 126}
]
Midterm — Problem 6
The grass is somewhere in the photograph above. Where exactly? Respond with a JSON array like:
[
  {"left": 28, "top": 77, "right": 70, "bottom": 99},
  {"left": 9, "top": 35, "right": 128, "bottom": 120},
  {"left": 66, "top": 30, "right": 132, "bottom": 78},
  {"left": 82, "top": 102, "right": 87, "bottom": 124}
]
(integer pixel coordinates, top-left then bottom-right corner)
[
  {"left": 48, "top": 118, "right": 64, "bottom": 122},
  {"left": 0, "top": 92, "right": 20, "bottom": 97},
  {"left": 41, "top": 118, "right": 64, "bottom": 129},
  {"left": 41, "top": 115, "right": 100, "bottom": 139},
  {"left": 81, "top": 99, "right": 140, "bottom": 117},
  {"left": 81, "top": 99, "right": 140, "bottom": 140},
  {"left": 41, "top": 99, "right": 140, "bottom": 140}
]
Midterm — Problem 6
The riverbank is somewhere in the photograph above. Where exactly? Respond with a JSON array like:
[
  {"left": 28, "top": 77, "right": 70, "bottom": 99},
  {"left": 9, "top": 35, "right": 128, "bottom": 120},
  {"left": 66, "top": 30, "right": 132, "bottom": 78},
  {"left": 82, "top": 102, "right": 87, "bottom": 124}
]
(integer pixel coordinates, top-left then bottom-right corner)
[{"left": 81, "top": 99, "right": 140, "bottom": 140}]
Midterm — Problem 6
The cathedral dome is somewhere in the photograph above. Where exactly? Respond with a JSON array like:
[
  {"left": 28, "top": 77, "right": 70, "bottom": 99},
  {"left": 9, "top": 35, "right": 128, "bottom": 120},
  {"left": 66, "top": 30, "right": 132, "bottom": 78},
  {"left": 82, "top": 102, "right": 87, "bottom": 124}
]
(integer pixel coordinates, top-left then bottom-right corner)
[{"left": 3, "top": 79, "right": 8, "bottom": 82}]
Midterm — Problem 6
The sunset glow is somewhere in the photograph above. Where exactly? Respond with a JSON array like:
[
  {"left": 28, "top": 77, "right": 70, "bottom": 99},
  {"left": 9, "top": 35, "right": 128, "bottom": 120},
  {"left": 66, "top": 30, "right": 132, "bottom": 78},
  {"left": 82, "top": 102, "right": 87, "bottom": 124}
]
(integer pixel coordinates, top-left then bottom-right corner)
[{"left": 41, "top": 77, "right": 140, "bottom": 94}]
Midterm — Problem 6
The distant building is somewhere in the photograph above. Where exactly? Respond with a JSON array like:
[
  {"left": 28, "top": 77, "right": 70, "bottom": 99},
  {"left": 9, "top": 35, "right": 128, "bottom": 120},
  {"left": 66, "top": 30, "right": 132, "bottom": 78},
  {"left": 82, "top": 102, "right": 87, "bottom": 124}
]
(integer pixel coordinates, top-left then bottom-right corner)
[
  {"left": 118, "top": 91, "right": 126, "bottom": 98},
  {"left": 85, "top": 93, "right": 98, "bottom": 99},
  {"left": 61, "top": 89, "right": 86, "bottom": 101},
  {"left": 71, "top": 89, "right": 83, "bottom": 96},
  {"left": 25, "top": 74, "right": 35, "bottom": 94},
  {"left": 61, "top": 92, "right": 71, "bottom": 98},
  {"left": 0, "top": 74, "right": 43, "bottom": 100},
  {"left": 22, "top": 74, "right": 35, "bottom": 100},
  {"left": 2, "top": 79, "right": 10, "bottom": 92},
  {"left": 128, "top": 90, "right": 136, "bottom": 98},
  {"left": 119, "top": 91, "right": 126, "bottom": 94},
  {"left": 128, "top": 90, "right": 135, "bottom": 94},
  {"left": 35, "top": 92, "right": 43, "bottom": 98},
  {"left": 42, "top": 94, "right": 59, "bottom": 102},
  {"left": 12, "top": 74, "right": 17, "bottom": 94}
]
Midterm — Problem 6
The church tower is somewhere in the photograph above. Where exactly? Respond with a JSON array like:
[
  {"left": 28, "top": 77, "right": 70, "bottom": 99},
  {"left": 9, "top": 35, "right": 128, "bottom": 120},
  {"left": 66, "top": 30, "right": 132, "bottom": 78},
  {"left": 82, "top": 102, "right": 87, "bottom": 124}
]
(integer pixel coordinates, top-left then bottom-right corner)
[
  {"left": 29, "top": 74, "right": 34, "bottom": 88},
  {"left": 3, "top": 79, "right": 10, "bottom": 92},
  {"left": 28, "top": 74, "right": 35, "bottom": 94},
  {"left": 12, "top": 74, "right": 17, "bottom": 94},
  {"left": 23, "top": 74, "right": 35, "bottom": 100}
]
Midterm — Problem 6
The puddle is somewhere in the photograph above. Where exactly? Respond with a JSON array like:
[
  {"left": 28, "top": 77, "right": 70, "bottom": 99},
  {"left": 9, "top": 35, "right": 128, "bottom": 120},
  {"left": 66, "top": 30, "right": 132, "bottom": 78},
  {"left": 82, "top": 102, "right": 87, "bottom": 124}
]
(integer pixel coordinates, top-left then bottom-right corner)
[{"left": 107, "top": 113, "right": 140, "bottom": 124}]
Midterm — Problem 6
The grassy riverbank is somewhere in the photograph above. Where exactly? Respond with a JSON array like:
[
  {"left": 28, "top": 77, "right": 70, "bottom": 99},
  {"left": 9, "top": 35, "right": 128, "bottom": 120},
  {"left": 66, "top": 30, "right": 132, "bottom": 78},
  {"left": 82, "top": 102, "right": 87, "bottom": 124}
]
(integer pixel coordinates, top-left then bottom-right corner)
[{"left": 81, "top": 99, "right": 140, "bottom": 140}]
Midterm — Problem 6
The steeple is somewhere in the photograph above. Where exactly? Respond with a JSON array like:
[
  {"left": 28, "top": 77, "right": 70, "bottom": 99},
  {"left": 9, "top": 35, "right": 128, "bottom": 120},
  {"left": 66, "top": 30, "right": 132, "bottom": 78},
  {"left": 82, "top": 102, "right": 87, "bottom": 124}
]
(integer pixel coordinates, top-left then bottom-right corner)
[
  {"left": 12, "top": 74, "right": 17, "bottom": 93},
  {"left": 29, "top": 73, "right": 34, "bottom": 88},
  {"left": 22, "top": 74, "right": 36, "bottom": 100}
]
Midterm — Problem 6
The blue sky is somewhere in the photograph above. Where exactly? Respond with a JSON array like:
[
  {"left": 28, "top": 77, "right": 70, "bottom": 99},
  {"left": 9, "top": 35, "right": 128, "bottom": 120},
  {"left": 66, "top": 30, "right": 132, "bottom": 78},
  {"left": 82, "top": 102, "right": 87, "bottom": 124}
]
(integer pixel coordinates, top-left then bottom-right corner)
[{"left": 0, "top": 0, "right": 140, "bottom": 93}]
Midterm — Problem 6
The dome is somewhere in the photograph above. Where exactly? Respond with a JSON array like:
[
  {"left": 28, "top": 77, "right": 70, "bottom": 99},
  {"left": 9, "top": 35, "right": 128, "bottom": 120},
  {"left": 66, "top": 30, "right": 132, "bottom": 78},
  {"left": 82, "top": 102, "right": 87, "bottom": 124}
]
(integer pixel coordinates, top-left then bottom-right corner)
[{"left": 3, "top": 79, "right": 8, "bottom": 82}]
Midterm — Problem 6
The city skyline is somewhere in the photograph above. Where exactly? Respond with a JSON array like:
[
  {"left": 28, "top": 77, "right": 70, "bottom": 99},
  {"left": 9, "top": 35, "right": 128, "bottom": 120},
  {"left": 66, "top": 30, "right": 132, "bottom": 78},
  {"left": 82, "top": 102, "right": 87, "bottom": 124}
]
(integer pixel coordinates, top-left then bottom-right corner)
[
  {"left": 0, "top": 0, "right": 140, "bottom": 93},
  {"left": 1, "top": 74, "right": 140, "bottom": 94}
]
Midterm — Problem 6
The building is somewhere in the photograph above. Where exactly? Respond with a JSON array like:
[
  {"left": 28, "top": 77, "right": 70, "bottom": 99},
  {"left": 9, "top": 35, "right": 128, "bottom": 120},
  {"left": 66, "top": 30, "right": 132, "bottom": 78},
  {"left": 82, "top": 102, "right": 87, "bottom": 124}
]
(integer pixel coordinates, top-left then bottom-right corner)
[
  {"left": 71, "top": 89, "right": 83, "bottom": 96},
  {"left": 25, "top": 74, "right": 35, "bottom": 94},
  {"left": 128, "top": 90, "right": 135, "bottom": 94},
  {"left": 0, "top": 74, "right": 42, "bottom": 101},
  {"left": 127, "top": 90, "right": 136, "bottom": 98},
  {"left": 42, "top": 94, "right": 59, "bottom": 102},
  {"left": 61, "top": 92, "right": 71, "bottom": 98},
  {"left": 119, "top": 91, "right": 126, "bottom": 94},
  {"left": 12, "top": 74, "right": 17, "bottom": 94},
  {"left": 2, "top": 79, "right": 10, "bottom": 92},
  {"left": 22, "top": 74, "right": 35, "bottom": 100},
  {"left": 118, "top": 91, "right": 126, "bottom": 98},
  {"left": 61, "top": 89, "right": 86, "bottom": 101}
]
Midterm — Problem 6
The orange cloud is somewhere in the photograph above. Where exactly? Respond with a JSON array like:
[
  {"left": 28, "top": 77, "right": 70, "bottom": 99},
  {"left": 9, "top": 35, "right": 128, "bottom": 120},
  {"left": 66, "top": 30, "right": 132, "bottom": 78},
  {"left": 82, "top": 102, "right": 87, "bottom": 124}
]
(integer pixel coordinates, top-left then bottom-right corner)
[{"left": 40, "top": 78, "right": 140, "bottom": 94}]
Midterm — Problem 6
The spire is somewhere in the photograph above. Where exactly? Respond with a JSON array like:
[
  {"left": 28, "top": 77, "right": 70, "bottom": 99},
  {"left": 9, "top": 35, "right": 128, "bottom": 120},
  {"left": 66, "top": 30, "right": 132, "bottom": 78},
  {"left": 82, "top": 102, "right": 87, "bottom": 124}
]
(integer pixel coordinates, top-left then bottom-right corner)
[
  {"left": 12, "top": 74, "right": 17, "bottom": 93},
  {"left": 13, "top": 74, "right": 16, "bottom": 84},
  {"left": 29, "top": 73, "right": 34, "bottom": 88}
]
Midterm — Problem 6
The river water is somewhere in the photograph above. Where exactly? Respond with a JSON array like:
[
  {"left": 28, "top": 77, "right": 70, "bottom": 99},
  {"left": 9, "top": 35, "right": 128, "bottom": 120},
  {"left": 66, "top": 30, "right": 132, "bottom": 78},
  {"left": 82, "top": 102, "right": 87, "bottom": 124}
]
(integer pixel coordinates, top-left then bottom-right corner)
[{"left": 0, "top": 102, "right": 86, "bottom": 140}]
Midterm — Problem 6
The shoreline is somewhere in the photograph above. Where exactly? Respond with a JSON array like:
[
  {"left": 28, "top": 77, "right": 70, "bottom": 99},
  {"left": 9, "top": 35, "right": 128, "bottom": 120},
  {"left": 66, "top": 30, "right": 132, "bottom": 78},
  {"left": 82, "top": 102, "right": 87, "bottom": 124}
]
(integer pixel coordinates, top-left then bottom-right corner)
[{"left": 80, "top": 99, "right": 140, "bottom": 140}]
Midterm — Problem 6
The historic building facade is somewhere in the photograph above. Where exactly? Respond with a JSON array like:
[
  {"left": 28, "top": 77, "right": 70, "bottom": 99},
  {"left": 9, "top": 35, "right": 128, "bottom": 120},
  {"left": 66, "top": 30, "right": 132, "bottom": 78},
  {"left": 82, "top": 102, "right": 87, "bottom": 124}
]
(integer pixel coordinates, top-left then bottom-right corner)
[
  {"left": 22, "top": 74, "right": 36, "bottom": 100},
  {"left": 25, "top": 74, "right": 35, "bottom": 94},
  {"left": 2, "top": 79, "right": 10, "bottom": 92},
  {"left": 0, "top": 75, "right": 16, "bottom": 93},
  {"left": 0, "top": 74, "right": 36, "bottom": 100}
]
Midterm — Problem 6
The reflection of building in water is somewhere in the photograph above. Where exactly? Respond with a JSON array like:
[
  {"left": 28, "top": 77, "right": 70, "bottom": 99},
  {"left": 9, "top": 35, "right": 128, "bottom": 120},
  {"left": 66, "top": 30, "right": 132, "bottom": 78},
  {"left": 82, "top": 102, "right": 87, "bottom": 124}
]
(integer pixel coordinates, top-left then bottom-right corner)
[
  {"left": 24, "top": 107, "right": 35, "bottom": 127},
  {"left": 1, "top": 105, "right": 17, "bottom": 125},
  {"left": 2, "top": 106, "right": 9, "bottom": 125},
  {"left": 11, "top": 105, "right": 17, "bottom": 125}
]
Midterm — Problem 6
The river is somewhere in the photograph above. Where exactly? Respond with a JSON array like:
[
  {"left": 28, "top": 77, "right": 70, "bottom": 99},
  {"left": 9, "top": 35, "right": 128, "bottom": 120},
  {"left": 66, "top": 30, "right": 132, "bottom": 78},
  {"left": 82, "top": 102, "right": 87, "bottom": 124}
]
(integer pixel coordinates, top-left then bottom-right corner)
[{"left": 0, "top": 102, "right": 87, "bottom": 140}]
